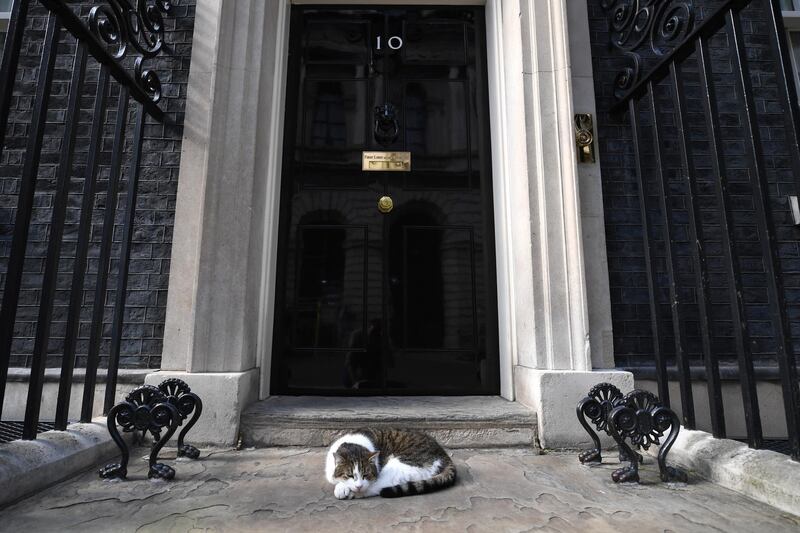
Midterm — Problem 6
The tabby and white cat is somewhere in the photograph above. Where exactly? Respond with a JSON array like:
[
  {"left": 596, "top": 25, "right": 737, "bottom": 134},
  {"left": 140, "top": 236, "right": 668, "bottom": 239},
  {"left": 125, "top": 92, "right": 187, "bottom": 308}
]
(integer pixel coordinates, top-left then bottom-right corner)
[{"left": 325, "top": 428, "right": 457, "bottom": 499}]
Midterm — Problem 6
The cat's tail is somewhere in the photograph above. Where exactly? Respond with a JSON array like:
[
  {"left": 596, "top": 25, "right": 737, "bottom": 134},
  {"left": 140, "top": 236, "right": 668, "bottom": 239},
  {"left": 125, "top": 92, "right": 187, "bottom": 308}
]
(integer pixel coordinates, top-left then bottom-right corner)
[{"left": 379, "top": 458, "right": 457, "bottom": 498}]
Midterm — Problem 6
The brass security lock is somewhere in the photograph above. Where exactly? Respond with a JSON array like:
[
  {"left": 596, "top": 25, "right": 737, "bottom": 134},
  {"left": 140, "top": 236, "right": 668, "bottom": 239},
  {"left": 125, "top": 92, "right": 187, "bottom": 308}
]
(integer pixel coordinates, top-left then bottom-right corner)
[{"left": 575, "top": 113, "right": 596, "bottom": 163}]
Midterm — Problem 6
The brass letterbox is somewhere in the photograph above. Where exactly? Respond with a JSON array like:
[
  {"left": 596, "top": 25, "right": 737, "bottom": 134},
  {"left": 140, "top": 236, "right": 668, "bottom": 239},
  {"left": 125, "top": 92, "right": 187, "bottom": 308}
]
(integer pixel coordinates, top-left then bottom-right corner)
[{"left": 362, "top": 151, "right": 411, "bottom": 171}]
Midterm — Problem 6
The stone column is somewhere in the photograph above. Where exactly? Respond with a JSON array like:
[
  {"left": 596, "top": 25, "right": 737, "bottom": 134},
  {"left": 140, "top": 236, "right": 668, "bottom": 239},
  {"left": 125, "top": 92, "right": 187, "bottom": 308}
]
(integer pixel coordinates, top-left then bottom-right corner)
[
  {"left": 146, "top": 0, "right": 286, "bottom": 445},
  {"left": 500, "top": 0, "right": 632, "bottom": 447}
]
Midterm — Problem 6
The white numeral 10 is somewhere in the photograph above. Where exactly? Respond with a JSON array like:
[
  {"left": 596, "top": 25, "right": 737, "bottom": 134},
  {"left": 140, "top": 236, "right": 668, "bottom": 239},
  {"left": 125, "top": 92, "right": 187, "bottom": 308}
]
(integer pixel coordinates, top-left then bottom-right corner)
[{"left": 376, "top": 35, "right": 403, "bottom": 50}]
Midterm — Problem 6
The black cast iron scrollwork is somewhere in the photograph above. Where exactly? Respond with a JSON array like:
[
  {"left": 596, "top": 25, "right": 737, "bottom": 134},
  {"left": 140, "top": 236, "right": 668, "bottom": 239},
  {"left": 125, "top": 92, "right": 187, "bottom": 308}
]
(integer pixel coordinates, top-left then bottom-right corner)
[
  {"left": 577, "top": 383, "right": 687, "bottom": 484},
  {"left": 100, "top": 379, "right": 203, "bottom": 480},
  {"left": 374, "top": 103, "right": 400, "bottom": 147},
  {"left": 576, "top": 382, "right": 626, "bottom": 464},
  {"left": 88, "top": 0, "right": 174, "bottom": 102},
  {"left": 600, "top": 0, "right": 695, "bottom": 99},
  {"left": 157, "top": 378, "right": 203, "bottom": 459},
  {"left": 99, "top": 384, "right": 181, "bottom": 480},
  {"left": 608, "top": 390, "right": 687, "bottom": 483}
]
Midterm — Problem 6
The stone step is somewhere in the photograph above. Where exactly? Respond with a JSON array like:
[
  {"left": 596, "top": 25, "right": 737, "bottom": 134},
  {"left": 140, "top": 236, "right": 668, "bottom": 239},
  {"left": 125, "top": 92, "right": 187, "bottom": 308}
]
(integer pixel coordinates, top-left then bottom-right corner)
[{"left": 239, "top": 396, "right": 537, "bottom": 449}]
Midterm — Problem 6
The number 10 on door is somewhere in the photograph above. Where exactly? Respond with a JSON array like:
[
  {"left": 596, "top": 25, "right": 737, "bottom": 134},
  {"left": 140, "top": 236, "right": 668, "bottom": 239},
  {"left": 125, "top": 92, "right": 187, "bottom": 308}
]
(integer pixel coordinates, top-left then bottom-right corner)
[{"left": 376, "top": 36, "right": 403, "bottom": 50}]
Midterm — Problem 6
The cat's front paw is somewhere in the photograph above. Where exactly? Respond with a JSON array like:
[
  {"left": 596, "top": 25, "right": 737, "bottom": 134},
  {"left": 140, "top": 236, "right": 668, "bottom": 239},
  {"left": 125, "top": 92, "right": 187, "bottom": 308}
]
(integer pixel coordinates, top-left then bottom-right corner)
[{"left": 334, "top": 482, "right": 354, "bottom": 500}]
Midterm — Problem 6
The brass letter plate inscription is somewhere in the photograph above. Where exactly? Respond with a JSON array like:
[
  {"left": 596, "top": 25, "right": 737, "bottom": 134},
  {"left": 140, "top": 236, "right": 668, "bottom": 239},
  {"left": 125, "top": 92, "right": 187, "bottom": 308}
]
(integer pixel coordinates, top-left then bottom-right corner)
[{"left": 362, "top": 151, "right": 411, "bottom": 171}]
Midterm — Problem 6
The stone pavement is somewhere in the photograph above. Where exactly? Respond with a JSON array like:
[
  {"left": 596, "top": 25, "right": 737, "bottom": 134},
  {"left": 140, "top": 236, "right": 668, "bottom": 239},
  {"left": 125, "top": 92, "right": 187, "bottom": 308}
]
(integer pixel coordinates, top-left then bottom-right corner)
[{"left": 1, "top": 447, "right": 798, "bottom": 532}]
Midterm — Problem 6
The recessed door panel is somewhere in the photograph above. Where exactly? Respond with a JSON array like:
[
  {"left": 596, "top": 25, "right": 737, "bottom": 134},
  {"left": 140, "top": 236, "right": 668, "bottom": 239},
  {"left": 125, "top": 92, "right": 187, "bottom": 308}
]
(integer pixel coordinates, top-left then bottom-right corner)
[
  {"left": 403, "top": 80, "right": 470, "bottom": 189},
  {"left": 273, "top": 7, "right": 498, "bottom": 395},
  {"left": 294, "top": 225, "right": 367, "bottom": 349},
  {"left": 301, "top": 79, "right": 370, "bottom": 188}
]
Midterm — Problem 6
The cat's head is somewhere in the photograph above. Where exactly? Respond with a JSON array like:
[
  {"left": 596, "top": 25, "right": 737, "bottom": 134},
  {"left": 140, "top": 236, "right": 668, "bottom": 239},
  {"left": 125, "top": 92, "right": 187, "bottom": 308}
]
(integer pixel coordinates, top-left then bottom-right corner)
[{"left": 332, "top": 443, "right": 380, "bottom": 494}]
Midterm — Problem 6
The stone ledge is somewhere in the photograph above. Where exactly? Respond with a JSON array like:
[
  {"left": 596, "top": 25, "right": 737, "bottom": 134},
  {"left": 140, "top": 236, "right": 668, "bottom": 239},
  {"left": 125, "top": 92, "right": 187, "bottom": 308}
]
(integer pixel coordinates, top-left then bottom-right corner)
[
  {"left": 0, "top": 419, "right": 125, "bottom": 509},
  {"left": 240, "top": 396, "right": 537, "bottom": 448},
  {"left": 651, "top": 428, "right": 800, "bottom": 516},
  {"left": 6, "top": 368, "right": 151, "bottom": 384},
  {"left": 2, "top": 370, "right": 147, "bottom": 421}
]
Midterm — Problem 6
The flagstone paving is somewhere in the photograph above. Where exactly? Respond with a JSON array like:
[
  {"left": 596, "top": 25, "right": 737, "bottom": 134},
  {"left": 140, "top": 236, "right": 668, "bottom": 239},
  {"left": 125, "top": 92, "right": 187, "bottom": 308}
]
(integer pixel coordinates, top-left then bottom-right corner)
[{"left": 2, "top": 447, "right": 798, "bottom": 532}]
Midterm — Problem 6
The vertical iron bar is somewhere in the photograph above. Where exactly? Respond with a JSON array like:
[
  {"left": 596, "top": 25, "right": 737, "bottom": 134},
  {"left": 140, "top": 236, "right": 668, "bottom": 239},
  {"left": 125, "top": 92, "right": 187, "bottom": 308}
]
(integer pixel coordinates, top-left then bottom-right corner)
[
  {"left": 648, "top": 80, "right": 695, "bottom": 428},
  {"left": 670, "top": 59, "right": 725, "bottom": 437},
  {"left": 629, "top": 97, "right": 670, "bottom": 405},
  {"left": 728, "top": 9, "right": 799, "bottom": 458},
  {"left": 0, "top": 13, "right": 60, "bottom": 436},
  {"left": 57, "top": 66, "right": 110, "bottom": 428},
  {"left": 26, "top": 42, "right": 87, "bottom": 433},
  {"left": 104, "top": 105, "right": 146, "bottom": 414},
  {"left": 0, "top": 0, "right": 31, "bottom": 162},
  {"left": 0, "top": 0, "right": 31, "bottom": 418},
  {"left": 53, "top": 49, "right": 100, "bottom": 431},
  {"left": 81, "top": 87, "right": 130, "bottom": 422},
  {"left": 697, "top": 35, "right": 761, "bottom": 447}
]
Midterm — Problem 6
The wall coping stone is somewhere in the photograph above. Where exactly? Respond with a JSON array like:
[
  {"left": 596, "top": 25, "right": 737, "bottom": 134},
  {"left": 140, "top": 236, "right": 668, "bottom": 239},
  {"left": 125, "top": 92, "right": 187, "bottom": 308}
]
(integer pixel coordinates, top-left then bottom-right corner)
[
  {"left": 651, "top": 428, "right": 800, "bottom": 516},
  {"left": 0, "top": 419, "right": 131, "bottom": 508},
  {"left": 6, "top": 368, "right": 150, "bottom": 384}
]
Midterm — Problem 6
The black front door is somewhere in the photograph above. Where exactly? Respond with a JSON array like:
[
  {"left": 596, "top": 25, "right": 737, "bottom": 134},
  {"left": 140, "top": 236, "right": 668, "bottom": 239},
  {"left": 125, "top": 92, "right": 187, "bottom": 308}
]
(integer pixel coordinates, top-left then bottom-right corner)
[{"left": 272, "top": 6, "right": 498, "bottom": 394}]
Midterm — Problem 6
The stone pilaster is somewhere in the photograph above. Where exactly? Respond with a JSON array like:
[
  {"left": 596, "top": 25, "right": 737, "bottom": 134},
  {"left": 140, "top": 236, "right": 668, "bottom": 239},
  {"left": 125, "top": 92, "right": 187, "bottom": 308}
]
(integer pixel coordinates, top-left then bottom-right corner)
[
  {"left": 149, "top": 0, "right": 285, "bottom": 445},
  {"left": 503, "top": 0, "right": 632, "bottom": 446}
]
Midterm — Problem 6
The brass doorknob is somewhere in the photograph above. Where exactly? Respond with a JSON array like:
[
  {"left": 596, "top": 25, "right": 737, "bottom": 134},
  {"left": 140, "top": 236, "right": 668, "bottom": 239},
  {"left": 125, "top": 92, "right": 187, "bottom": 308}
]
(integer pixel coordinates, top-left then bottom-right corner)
[{"left": 378, "top": 196, "right": 393, "bottom": 214}]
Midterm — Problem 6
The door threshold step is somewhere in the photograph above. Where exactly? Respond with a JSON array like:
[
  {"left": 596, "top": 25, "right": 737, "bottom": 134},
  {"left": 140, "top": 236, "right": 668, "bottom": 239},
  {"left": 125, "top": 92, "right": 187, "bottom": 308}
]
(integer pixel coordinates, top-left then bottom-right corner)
[{"left": 239, "top": 396, "right": 537, "bottom": 449}]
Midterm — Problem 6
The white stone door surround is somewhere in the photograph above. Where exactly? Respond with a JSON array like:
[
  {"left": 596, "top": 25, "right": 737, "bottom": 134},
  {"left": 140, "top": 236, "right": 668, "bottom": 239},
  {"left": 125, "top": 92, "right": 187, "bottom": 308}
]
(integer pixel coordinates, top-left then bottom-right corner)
[{"left": 147, "top": 0, "right": 632, "bottom": 446}]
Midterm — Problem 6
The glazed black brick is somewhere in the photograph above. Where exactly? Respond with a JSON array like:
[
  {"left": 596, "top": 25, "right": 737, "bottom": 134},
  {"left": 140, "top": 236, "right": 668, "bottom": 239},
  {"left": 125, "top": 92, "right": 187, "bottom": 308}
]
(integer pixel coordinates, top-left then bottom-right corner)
[
  {"left": 588, "top": 0, "right": 800, "bottom": 369},
  {"left": 0, "top": 1, "right": 196, "bottom": 369}
]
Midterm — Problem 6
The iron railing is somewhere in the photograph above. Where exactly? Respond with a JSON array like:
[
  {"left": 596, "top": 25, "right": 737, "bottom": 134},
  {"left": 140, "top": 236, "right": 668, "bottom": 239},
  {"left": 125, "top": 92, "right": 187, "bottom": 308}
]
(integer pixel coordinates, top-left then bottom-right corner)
[
  {"left": 610, "top": 0, "right": 800, "bottom": 459},
  {"left": 0, "top": 0, "right": 173, "bottom": 439}
]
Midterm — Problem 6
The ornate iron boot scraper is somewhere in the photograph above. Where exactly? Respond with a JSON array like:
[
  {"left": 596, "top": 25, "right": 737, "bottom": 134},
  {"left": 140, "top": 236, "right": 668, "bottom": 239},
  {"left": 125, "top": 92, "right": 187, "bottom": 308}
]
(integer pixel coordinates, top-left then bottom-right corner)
[
  {"left": 100, "top": 378, "right": 203, "bottom": 480},
  {"left": 576, "top": 383, "right": 642, "bottom": 465},
  {"left": 577, "top": 383, "right": 687, "bottom": 483}
]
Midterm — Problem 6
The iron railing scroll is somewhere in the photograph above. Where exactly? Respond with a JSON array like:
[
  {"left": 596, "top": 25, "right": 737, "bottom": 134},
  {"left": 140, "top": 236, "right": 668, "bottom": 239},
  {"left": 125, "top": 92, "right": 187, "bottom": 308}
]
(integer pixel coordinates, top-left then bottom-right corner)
[
  {"left": 0, "top": 0, "right": 175, "bottom": 440},
  {"left": 605, "top": 0, "right": 800, "bottom": 460}
]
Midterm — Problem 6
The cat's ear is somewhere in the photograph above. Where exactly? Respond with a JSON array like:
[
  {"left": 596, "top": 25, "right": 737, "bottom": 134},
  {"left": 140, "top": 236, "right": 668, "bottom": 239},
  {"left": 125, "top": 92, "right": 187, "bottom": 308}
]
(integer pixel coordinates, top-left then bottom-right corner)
[{"left": 368, "top": 451, "right": 380, "bottom": 462}]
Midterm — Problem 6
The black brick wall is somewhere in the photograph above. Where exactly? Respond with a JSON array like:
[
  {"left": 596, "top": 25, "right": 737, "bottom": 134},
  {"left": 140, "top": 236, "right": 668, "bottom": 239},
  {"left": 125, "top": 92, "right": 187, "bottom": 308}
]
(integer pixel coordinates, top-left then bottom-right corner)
[
  {"left": 589, "top": 0, "right": 800, "bottom": 370},
  {"left": 0, "top": 1, "right": 195, "bottom": 369}
]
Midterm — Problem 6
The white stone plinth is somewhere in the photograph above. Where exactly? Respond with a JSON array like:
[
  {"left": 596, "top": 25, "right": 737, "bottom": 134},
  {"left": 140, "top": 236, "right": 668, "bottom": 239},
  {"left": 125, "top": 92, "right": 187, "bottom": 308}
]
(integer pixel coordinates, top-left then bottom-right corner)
[
  {"left": 514, "top": 367, "right": 634, "bottom": 448},
  {"left": 145, "top": 369, "right": 259, "bottom": 446}
]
